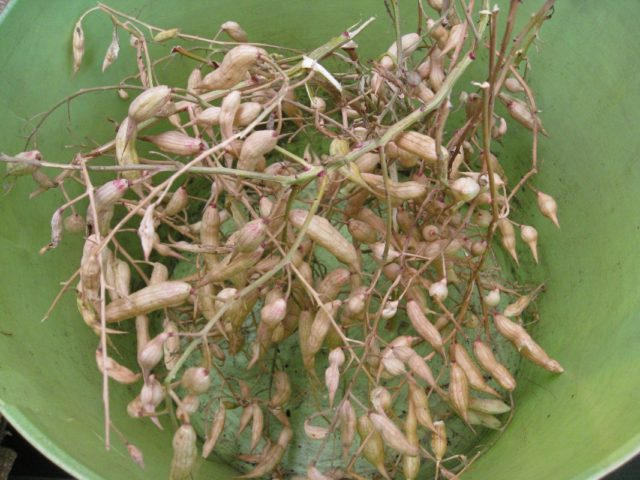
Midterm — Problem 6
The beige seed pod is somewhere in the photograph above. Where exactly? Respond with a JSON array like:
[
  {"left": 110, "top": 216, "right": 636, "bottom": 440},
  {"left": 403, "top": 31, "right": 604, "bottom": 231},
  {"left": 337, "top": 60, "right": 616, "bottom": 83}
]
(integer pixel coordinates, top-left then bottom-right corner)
[
  {"left": 260, "top": 298, "right": 287, "bottom": 328},
  {"left": 126, "top": 442, "right": 145, "bottom": 468},
  {"left": 426, "top": 19, "right": 448, "bottom": 48},
  {"left": 307, "top": 465, "right": 331, "bottom": 480},
  {"left": 138, "top": 205, "right": 156, "bottom": 262},
  {"left": 201, "top": 45, "right": 265, "bottom": 91},
  {"left": 356, "top": 415, "right": 390, "bottom": 480},
  {"left": 144, "top": 131, "right": 205, "bottom": 156},
  {"left": 440, "top": 23, "right": 466, "bottom": 57},
  {"left": 431, "top": 420, "right": 447, "bottom": 461},
  {"left": 475, "top": 209, "right": 492, "bottom": 228},
  {"left": 169, "top": 423, "right": 197, "bottom": 480},
  {"left": 520, "top": 225, "right": 539, "bottom": 263},
  {"left": 105, "top": 281, "right": 192, "bottom": 323},
  {"left": 381, "top": 299, "right": 399, "bottom": 319},
  {"left": 386, "top": 33, "right": 421, "bottom": 61},
  {"left": 503, "top": 286, "right": 543, "bottom": 318},
  {"left": 355, "top": 207, "right": 386, "bottom": 235},
  {"left": 304, "top": 416, "right": 330, "bottom": 440},
  {"left": 370, "top": 386, "right": 392, "bottom": 414},
  {"left": 317, "top": 268, "right": 351, "bottom": 302},
  {"left": 153, "top": 28, "right": 180, "bottom": 42},
  {"left": 370, "top": 412, "right": 419, "bottom": 456},
  {"left": 95, "top": 347, "right": 140, "bottom": 384},
  {"left": 493, "top": 313, "right": 528, "bottom": 343},
  {"left": 90, "top": 179, "right": 129, "bottom": 233},
  {"left": 407, "top": 376, "right": 435, "bottom": 431},
  {"left": 237, "top": 130, "right": 278, "bottom": 171},
  {"left": 220, "top": 90, "right": 242, "bottom": 142},
  {"left": 492, "top": 116, "right": 508, "bottom": 139},
  {"left": 450, "top": 177, "right": 480, "bottom": 202},
  {"left": 429, "top": 48, "right": 445, "bottom": 90},
  {"left": 306, "top": 301, "right": 342, "bottom": 355},
  {"left": 360, "top": 173, "right": 427, "bottom": 203},
  {"left": 417, "top": 58, "right": 431, "bottom": 79},
  {"left": 339, "top": 400, "right": 356, "bottom": 456},
  {"left": 381, "top": 350, "right": 406, "bottom": 376},
  {"left": 232, "top": 218, "right": 267, "bottom": 253},
  {"left": 72, "top": 21, "right": 84, "bottom": 73},
  {"left": 398, "top": 348, "right": 443, "bottom": 394},
  {"left": 468, "top": 410, "right": 502, "bottom": 429},
  {"left": 138, "top": 331, "right": 170, "bottom": 376},
  {"left": 289, "top": 210, "right": 360, "bottom": 271},
  {"left": 182, "top": 366, "right": 211, "bottom": 394},
  {"left": 269, "top": 371, "right": 292, "bottom": 408},
  {"left": 250, "top": 402, "right": 264, "bottom": 451},
  {"left": 498, "top": 218, "right": 519, "bottom": 264},
  {"left": 451, "top": 343, "right": 501, "bottom": 397},
  {"left": 64, "top": 213, "right": 85, "bottom": 234},
  {"left": 498, "top": 93, "right": 548, "bottom": 135},
  {"left": 164, "top": 186, "right": 188, "bottom": 217},
  {"left": 429, "top": 278, "right": 448, "bottom": 302},
  {"left": 484, "top": 288, "right": 501, "bottom": 307},
  {"left": 407, "top": 301, "right": 444, "bottom": 355},
  {"left": 504, "top": 76, "right": 525, "bottom": 93},
  {"left": 449, "top": 362, "right": 470, "bottom": 422},
  {"left": 128, "top": 85, "right": 172, "bottom": 122},
  {"left": 176, "top": 394, "right": 200, "bottom": 423},
  {"left": 163, "top": 318, "right": 180, "bottom": 370},
  {"left": 403, "top": 400, "right": 420, "bottom": 480},
  {"left": 221, "top": 21, "right": 248, "bottom": 42},
  {"left": 237, "top": 427, "right": 292, "bottom": 478},
  {"left": 518, "top": 336, "right": 565, "bottom": 373},
  {"left": 537, "top": 191, "right": 560, "bottom": 228},
  {"left": 202, "top": 400, "right": 227, "bottom": 457},
  {"left": 395, "top": 131, "right": 449, "bottom": 165},
  {"left": 469, "top": 397, "right": 511, "bottom": 415},
  {"left": 101, "top": 29, "right": 120, "bottom": 72},
  {"left": 237, "top": 404, "right": 254, "bottom": 437},
  {"left": 473, "top": 340, "right": 517, "bottom": 391},
  {"left": 347, "top": 219, "right": 378, "bottom": 244}
]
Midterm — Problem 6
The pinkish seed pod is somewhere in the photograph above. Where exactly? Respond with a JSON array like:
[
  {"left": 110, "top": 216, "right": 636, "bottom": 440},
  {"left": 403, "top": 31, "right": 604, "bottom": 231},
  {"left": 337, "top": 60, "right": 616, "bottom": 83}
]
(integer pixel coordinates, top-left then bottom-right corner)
[
  {"left": 261, "top": 298, "right": 287, "bottom": 327},
  {"left": 369, "top": 412, "right": 419, "bottom": 456},
  {"left": 128, "top": 85, "right": 172, "bottom": 122},
  {"left": 138, "top": 331, "right": 170, "bottom": 373},
  {"left": 233, "top": 218, "right": 267, "bottom": 253},
  {"left": 221, "top": 21, "right": 248, "bottom": 42},
  {"left": 182, "top": 366, "right": 211, "bottom": 394},
  {"left": 520, "top": 225, "right": 539, "bottom": 263},
  {"left": 143, "top": 131, "right": 205, "bottom": 156},
  {"left": 64, "top": 213, "right": 85, "bottom": 234},
  {"left": 201, "top": 45, "right": 265, "bottom": 91},
  {"left": 439, "top": 23, "right": 465, "bottom": 57},
  {"left": 138, "top": 205, "right": 156, "bottom": 262},
  {"left": 238, "top": 130, "right": 278, "bottom": 171},
  {"left": 126, "top": 443, "right": 145, "bottom": 468},
  {"left": 498, "top": 218, "right": 519, "bottom": 264},
  {"left": 164, "top": 186, "right": 188, "bottom": 217},
  {"left": 537, "top": 191, "right": 560, "bottom": 228}
]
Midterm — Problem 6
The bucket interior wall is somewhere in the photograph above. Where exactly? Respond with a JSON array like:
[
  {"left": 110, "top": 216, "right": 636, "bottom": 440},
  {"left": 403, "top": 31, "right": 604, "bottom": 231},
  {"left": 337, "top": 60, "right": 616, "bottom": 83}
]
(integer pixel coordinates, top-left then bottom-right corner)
[{"left": 0, "top": 1, "right": 638, "bottom": 479}]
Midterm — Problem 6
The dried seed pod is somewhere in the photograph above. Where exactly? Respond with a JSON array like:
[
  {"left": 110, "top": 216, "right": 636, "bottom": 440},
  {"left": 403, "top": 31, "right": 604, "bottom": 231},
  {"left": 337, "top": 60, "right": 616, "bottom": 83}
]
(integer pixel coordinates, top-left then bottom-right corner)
[
  {"left": 347, "top": 219, "right": 378, "bottom": 244},
  {"left": 450, "top": 343, "right": 501, "bottom": 398},
  {"left": 520, "top": 225, "right": 539, "bottom": 263},
  {"left": 140, "top": 374, "right": 164, "bottom": 416},
  {"left": 101, "top": 28, "right": 120, "bottom": 72},
  {"left": 431, "top": 420, "right": 447, "bottom": 461},
  {"left": 182, "top": 366, "right": 211, "bottom": 394},
  {"left": 429, "top": 278, "right": 448, "bottom": 302},
  {"left": 381, "top": 350, "right": 406, "bottom": 376},
  {"left": 128, "top": 85, "right": 172, "bottom": 122},
  {"left": 95, "top": 347, "right": 141, "bottom": 384},
  {"left": 439, "top": 23, "right": 466, "bottom": 57},
  {"left": 429, "top": 48, "right": 445, "bottom": 90},
  {"left": 237, "top": 427, "right": 291, "bottom": 478},
  {"left": 305, "top": 300, "right": 341, "bottom": 356},
  {"left": 176, "top": 395, "right": 200, "bottom": 423},
  {"left": 475, "top": 209, "right": 492, "bottom": 228},
  {"left": 498, "top": 218, "right": 519, "bottom": 264},
  {"left": 221, "top": 20, "right": 248, "bottom": 42},
  {"left": 162, "top": 318, "right": 180, "bottom": 370},
  {"left": 361, "top": 173, "right": 427, "bottom": 203},
  {"left": 450, "top": 177, "right": 480, "bottom": 202},
  {"left": 72, "top": 21, "right": 84, "bottom": 73},
  {"left": 400, "top": 348, "right": 443, "bottom": 395},
  {"left": 484, "top": 288, "right": 501, "bottom": 307},
  {"left": 201, "top": 45, "right": 265, "bottom": 91},
  {"left": 106, "top": 281, "right": 191, "bottom": 323},
  {"left": 138, "top": 331, "right": 170, "bottom": 376},
  {"left": 468, "top": 410, "right": 502, "bottom": 429},
  {"left": 64, "top": 213, "right": 85, "bottom": 234},
  {"left": 169, "top": 423, "right": 197, "bottom": 480},
  {"left": 473, "top": 339, "right": 516, "bottom": 391},
  {"left": 260, "top": 298, "right": 287, "bottom": 327},
  {"left": 381, "top": 300, "right": 399, "bottom": 319},
  {"left": 250, "top": 402, "right": 264, "bottom": 451},
  {"left": 370, "top": 386, "right": 392, "bottom": 414},
  {"left": 408, "top": 376, "right": 435, "bottom": 431},
  {"left": 356, "top": 415, "right": 390, "bottom": 480},
  {"left": 492, "top": 116, "right": 508, "bottom": 139},
  {"left": 498, "top": 93, "right": 548, "bottom": 135},
  {"left": 164, "top": 186, "right": 188, "bottom": 217},
  {"left": 237, "top": 130, "right": 278, "bottom": 171},
  {"left": 369, "top": 412, "right": 419, "bottom": 456},
  {"left": 143, "top": 131, "right": 205, "bottom": 156},
  {"left": 153, "top": 28, "right": 180, "bottom": 42},
  {"left": 220, "top": 90, "right": 242, "bottom": 142},
  {"left": 449, "top": 362, "right": 470, "bottom": 422},
  {"left": 403, "top": 400, "right": 420, "bottom": 480},
  {"left": 126, "top": 443, "right": 145, "bottom": 468},
  {"left": 339, "top": 400, "right": 356, "bottom": 456},
  {"left": 289, "top": 210, "right": 359, "bottom": 271},
  {"left": 304, "top": 416, "right": 330, "bottom": 440},
  {"left": 394, "top": 131, "right": 449, "bottom": 165},
  {"left": 232, "top": 218, "right": 267, "bottom": 253},
  {"left": 503, "top": 286, "right": 543, "bottom": 317},
  {"left": 469, "top": 397, "right": 511, "bottom": 415},
  {"left": 537, "top": 191, "right": 560, "bottom": 228},
  {"left": 202, "top": 400, "right": 227, "bottom": 457},
  {"left": 426, "top": 19, "right": 448, "bottom": 48},
  {"left": 504, "top": 76, "right": 525, "bottom": 93},
  {"left": 386, "top": 33, "right": 421, "bottom": 61},
  {"left": 317, "top": 268, "right": 351, "bottom": 302},
  {"left": 138, "top": 205, "right": 156, "bottom": 262},
  {"left": 269, "top": 371, "right": 292, "bottom": 408},
  {"left": 407, "top": 301, "right": 444, "bottom": 355}
]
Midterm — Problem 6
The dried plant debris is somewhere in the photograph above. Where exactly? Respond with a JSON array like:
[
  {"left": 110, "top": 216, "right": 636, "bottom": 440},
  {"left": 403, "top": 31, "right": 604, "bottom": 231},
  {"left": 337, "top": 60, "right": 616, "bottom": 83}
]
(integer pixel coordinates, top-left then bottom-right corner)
[{"left": 1, "top": 0, "right": 562, "bottom": 478}]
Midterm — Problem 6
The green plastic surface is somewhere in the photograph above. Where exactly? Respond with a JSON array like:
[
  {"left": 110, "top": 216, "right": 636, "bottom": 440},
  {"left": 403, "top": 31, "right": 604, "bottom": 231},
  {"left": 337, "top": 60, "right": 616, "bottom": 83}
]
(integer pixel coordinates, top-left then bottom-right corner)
[{"left": 0, "top": 1, "right": 638, "bottom": 479}]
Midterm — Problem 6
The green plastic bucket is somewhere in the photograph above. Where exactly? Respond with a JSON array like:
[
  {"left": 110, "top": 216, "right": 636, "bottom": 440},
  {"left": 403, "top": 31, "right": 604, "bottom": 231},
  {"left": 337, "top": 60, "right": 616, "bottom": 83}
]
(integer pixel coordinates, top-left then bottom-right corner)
[{"left": 0, "top": 0, "right": 638, "bottom": 478}]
